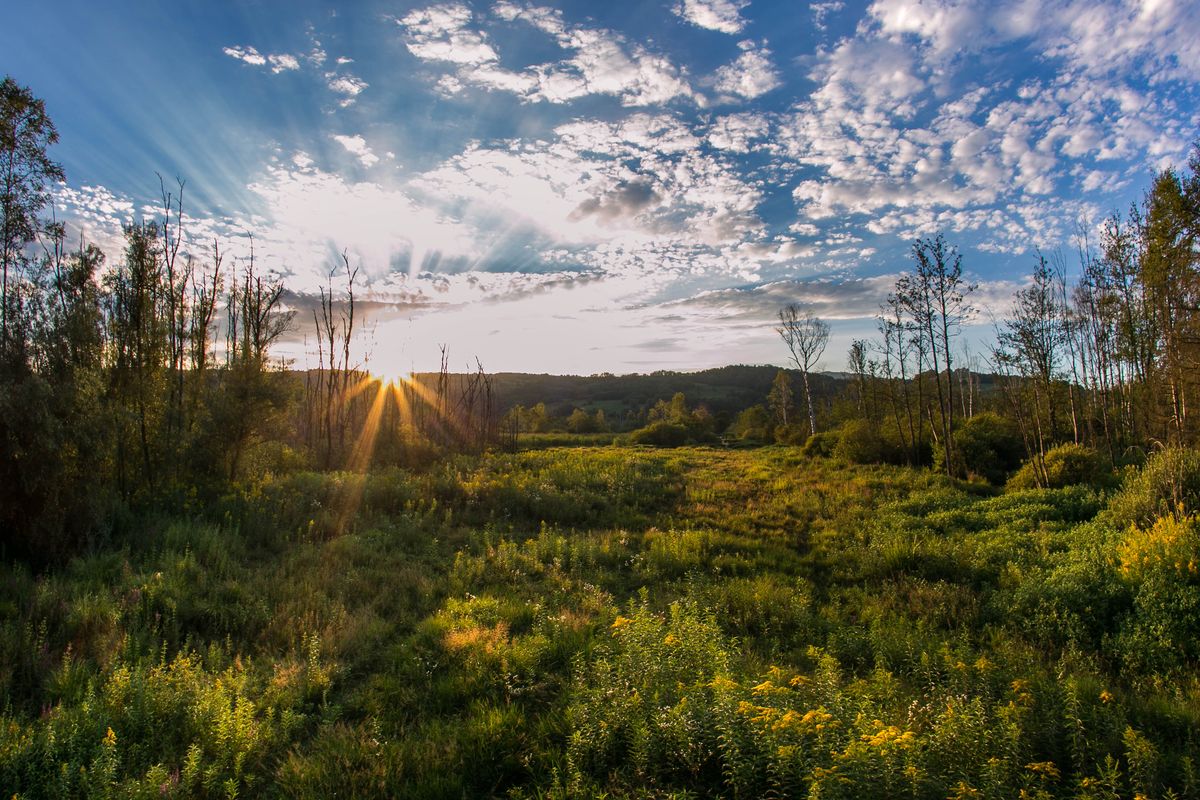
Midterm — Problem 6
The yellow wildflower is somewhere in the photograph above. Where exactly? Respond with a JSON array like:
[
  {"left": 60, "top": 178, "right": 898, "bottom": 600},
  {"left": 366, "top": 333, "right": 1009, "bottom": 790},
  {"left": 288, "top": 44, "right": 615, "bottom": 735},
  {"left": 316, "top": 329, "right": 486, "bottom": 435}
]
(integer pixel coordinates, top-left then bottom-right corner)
[
  {"left": 1026, "top": 761, "right": 1060, "bottom": 780},
  {"left": 709, "top": 675, "right": 738, "bottom": 691}
]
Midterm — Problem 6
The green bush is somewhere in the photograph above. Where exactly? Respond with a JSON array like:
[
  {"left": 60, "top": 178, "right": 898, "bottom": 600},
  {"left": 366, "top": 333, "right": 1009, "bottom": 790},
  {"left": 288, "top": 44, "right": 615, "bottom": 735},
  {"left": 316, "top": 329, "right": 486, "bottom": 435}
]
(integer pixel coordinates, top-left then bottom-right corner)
[
  {"left": 834, "top": 419, "right": 886, "bottom": 464},
  {"left": 939, "top": 412, "right": 1024, "bottom": 484},
  {"left": 774, "top": 422, "right": 809, "bottom": 445},
  {"left": 628, "top": 421, "right": 690, "bottom": 447},
  {"left": 801, "top": 429, "right": 839, "bottom": 458},
  {"left": 1106, "top": 446, "right": 1200, "bottom": 528},
  {"left": 729, "top": 405, "right": 771, "bottom": 443},
  {"left": 1007, "top": 443, "right": 1109, "bottom": 490}
]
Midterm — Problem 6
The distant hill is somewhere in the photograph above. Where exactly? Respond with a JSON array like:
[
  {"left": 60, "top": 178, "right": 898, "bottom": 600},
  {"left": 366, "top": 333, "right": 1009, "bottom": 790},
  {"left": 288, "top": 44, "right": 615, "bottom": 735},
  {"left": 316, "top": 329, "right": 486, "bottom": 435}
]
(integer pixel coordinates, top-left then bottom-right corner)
[{"left": 486, "top": 365, "right": 848, "bottom": 422}]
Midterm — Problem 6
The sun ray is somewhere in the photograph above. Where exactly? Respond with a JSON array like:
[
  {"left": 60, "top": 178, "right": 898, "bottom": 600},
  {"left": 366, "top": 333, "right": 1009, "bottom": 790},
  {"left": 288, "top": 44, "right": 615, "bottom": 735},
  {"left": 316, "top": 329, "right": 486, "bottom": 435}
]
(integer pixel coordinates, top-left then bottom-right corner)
[{"left": 332, "top": 378, "right": 391, "bottom": 531}]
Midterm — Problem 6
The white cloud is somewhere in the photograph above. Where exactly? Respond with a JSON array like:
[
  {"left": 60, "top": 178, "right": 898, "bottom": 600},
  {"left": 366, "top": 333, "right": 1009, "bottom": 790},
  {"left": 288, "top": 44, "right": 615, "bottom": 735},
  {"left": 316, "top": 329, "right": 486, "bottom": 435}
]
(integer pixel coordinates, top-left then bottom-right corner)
[
  {"left": 332, "top": 134, "right": 379, "bottom": 167},
  {"left": 707, "top": 112, "right": 771, "bottom": 152},
  {"left": 326, "top": 72, "right": 368, "bottom": 106},
  {"left": 246, "top": 159, "right": 483, "bottom": 291},
  {"left": 868, "top": 0, "right": 984, "bottom": 57},
  {"left": 811, "top": 2, "right": 845, "bottom": 31},
  {"left": 712, "top": 42, "right": 782, "bottom": 100},
  {"left": 223, "top": 45, "right": 301, "bottom": 73},
  {"left": 672, "top": 0, "right": 750, "bottom": 34},
  {"left": 398, "top": 2, "right": 694, "bottom": 106},
  {"left": 223, "top": 45, "right": 267, "bottom": 67},
  {"left": 397, "top": 4, "right": 499, "bottom": 64}
]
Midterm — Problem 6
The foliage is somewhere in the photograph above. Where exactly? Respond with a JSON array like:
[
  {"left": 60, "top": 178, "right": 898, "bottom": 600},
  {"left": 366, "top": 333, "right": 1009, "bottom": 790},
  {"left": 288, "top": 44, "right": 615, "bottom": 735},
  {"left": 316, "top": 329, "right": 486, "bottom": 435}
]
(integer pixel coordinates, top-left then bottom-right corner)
[
  {"left": 3, "top": 447, "right": 1200, "bottom": 797},
  {"left": 1105, "top": 446, "right": 1200, "bottom": 528},
  {"left": 1008, "top": 443, "right": 1110, "bottom": 491},
  {"left": 730, "top": 404, "right": 771, "bottom": 442},
  {"left": 802, "top": 429, "right": 840, "bottom": 458},
  {"left": 834, "top": 419, "right": 890, "bottom": 464},
  {"left": 938, "top": 412, "right": 1025, "bottom": 484}
]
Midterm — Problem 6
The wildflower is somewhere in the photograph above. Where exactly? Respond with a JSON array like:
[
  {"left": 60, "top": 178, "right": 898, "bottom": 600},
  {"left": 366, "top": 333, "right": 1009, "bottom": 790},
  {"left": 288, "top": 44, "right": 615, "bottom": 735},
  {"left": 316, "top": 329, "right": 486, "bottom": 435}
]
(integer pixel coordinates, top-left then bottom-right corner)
[
  {"left": 1026, "top": 761, "right": 1060, "bottom": 780},
  {"left": 1100, "top": 690, "right": 1113, "bottom": 704},
  {"left": 610, "top": 616, "right": 632, "bottom": 633},
  {"left": 709, "top": 675, "right": 738, "bottom": 691},
  {"left": 773, "top": 710, "right": 802, "bottom": 732},
  {"left": 663, "top": 633, "right": 679, "bottom": 646},
  {"left": 104, "top": 727, "right": 117, "bottom": 746},
  {"left": 861, "top": 724, "right": 915, "bottom": 749},
  {"left": 752, "top": 680, "right": 775, "bottom": 695}
]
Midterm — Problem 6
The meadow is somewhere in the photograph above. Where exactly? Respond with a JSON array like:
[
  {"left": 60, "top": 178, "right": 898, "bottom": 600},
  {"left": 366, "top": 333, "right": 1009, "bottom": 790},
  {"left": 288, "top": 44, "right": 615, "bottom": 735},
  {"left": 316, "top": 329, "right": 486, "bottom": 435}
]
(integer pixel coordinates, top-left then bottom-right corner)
[{"left": 2, "top": 443, "right": 1199, "bottom": 799}]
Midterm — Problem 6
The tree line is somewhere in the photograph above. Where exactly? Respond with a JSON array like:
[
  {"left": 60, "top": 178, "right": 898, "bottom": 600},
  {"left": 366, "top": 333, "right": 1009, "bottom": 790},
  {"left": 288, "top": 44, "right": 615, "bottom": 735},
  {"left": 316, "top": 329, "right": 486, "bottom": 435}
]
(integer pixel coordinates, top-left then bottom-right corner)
[
  {"left": 761, "top": 143, "right": 1200, "bottom": 485},
  {"left": 0, "top": 77, "right": 497, "bottom": 563}
]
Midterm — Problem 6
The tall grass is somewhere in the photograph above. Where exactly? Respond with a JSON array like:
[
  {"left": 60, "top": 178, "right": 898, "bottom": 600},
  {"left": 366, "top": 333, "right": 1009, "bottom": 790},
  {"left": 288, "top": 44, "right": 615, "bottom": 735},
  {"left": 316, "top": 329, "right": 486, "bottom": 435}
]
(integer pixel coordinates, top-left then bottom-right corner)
[{"left": 3, "top": 446, "right": 1199, "bottom": 797}]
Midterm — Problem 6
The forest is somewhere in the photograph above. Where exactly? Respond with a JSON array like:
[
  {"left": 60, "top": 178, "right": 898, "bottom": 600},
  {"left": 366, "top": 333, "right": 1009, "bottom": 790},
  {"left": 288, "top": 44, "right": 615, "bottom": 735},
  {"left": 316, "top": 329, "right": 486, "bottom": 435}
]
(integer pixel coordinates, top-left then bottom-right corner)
[{"left": 4, "top": 72, "right": 1200, "bottom": 798}]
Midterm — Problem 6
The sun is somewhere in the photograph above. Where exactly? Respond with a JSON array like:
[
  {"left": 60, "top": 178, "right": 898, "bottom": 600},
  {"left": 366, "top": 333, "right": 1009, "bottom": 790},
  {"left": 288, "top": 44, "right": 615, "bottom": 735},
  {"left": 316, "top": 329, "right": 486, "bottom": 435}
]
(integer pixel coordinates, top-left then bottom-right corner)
[{"left": 373, "top": 368, "right": 411, "bottom": 388}]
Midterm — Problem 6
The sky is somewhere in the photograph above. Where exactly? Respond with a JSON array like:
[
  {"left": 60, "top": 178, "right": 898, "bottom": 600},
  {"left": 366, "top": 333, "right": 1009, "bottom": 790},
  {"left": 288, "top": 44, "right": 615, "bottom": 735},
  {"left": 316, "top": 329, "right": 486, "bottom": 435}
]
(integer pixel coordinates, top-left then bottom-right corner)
[{"left": 4, "top": 0, "right": 1198, "bottom": 375}]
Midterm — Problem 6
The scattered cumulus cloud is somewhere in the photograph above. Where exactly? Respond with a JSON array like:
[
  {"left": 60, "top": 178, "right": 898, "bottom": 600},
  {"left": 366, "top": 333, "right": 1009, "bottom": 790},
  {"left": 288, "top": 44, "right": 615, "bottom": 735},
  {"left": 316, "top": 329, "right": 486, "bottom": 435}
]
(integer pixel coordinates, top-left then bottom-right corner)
[
  {"left": 326, "top": 72, "right": 368, "bottom": 105},
  {"left": 712, "top": 41, "right": 782, "bottom": 100},
  {"left": 398, "top": 4, "right": 499, "bottom": 65},
  {"left": 671, "top": 0, "right": 750, "bottom": 34},
  {"left": 42, "top": 0, "right": 1200, "bottom": 373},
  {"left": 397, "top": 2, "right": 695, "bottom": 106},
  {"left": 223, "top": 45, "right": 301, "bottom": 73}
]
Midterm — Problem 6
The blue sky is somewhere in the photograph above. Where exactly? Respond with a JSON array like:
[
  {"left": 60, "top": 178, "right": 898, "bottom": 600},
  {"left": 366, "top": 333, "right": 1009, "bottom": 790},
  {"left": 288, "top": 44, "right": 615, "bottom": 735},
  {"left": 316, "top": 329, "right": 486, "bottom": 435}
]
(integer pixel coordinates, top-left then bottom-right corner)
[{"left": 5, "top": 0, "right": 1198, "bottom": 374}]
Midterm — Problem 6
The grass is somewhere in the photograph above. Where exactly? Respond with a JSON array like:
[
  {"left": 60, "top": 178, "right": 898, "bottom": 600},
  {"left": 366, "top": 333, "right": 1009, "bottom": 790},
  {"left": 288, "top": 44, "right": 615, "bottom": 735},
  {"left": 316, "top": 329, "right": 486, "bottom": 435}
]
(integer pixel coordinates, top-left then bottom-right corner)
[{"left": 1, "top": 445, "right": 1198, "bottom": 798}]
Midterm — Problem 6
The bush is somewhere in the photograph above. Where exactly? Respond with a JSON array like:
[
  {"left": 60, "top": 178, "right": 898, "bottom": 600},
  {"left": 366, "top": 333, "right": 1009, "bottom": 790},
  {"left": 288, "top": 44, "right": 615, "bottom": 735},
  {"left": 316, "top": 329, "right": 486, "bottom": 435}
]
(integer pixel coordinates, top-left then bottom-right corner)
[
  {"left": 1007, "top": 443, "right": 1108, "bottom": 491},
  {"left": 801, "top": 429, "right": 839, "bottom": 458},
  {"left": 833, "top": 420, "right": 886, "bottom": 465},
  {"left": 939, "top": 412, "right": 1024, "bottom": 484},
  {"left": 628, "top": 421, "right": 690, "bottom": 447},
  {"left": 1114, "top": 515, "right": 1200, "bottom": 676},
  {"left": 1106, "top": 447, "right": 1200, "bottom": 528},
  {"left": 773, "top": 422, "right": 809, "bottom": 445},
  {"left": 729, "top": 405, "right": 771, "bottom": 443}
]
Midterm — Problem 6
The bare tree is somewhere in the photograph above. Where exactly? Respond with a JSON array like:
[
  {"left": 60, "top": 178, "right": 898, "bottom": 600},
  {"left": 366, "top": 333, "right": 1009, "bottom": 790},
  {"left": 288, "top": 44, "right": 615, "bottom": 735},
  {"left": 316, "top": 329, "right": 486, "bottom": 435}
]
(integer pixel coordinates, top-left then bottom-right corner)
[
  {"left": 902, "top": 233, "right": 974, "bottom": 476},
  {"left": 777, "top": 303, "right": 829, "bottom": 436}
]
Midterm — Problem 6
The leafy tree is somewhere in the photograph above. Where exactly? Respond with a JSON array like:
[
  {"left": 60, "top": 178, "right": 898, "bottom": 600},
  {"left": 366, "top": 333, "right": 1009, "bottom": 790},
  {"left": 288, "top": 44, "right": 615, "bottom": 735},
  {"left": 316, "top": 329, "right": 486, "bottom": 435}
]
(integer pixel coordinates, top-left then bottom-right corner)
[
  {"left": 0, "top": 76, "right": 64, "bottom": 354},
  {"left": 567, "top": 407, "right": 597, "bottom": 433},
  {"left": 731, "top": 404, "right": 770, "bottom": 442}
]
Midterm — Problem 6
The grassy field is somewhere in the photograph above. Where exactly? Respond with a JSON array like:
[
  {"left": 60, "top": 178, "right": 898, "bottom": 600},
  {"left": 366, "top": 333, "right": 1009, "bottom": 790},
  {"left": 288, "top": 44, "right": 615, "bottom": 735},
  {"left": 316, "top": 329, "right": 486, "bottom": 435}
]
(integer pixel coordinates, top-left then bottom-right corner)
[{"left": 2, "top": 445, "right": 1199, "bottom": 798}]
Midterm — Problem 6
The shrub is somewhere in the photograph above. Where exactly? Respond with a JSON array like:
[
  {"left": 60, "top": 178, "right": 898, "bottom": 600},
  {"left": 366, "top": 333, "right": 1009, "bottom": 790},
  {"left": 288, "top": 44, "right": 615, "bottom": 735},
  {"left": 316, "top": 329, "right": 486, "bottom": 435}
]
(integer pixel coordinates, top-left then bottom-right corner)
[
  {"left": 1106, "top": 447, "right": 1200, "bottom": 528},
  {"left": 773, "top": 422, "right": 809, "bottom": 445},
  {"left": 801, "top": 429, "right": 839, "bottom": 458},
  {"left": 939, "top": 412, "right": 1024, "bottom": 484},
  {"left": 628, "top": 421, "right": 690, "bottom": 447},
  {"left": 1007, "top": 443, "right": 1108, "bottom": 491},
  {"left": 1114, "top": 515, "right": 1200, "bottom": 676},
  {"left": 730, "top": 405, "right": 771, "bottom": 443},
  {"left": 834, "top": 420, "right": 886, "bottom": 465}
]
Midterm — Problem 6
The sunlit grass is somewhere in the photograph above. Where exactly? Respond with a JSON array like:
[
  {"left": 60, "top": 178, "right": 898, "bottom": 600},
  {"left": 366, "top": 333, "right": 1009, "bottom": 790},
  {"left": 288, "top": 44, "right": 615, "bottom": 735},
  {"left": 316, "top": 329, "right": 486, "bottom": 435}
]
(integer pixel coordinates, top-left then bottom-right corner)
[{"left": 2, "top": 448, "right": 1198, "bottom": 797}]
